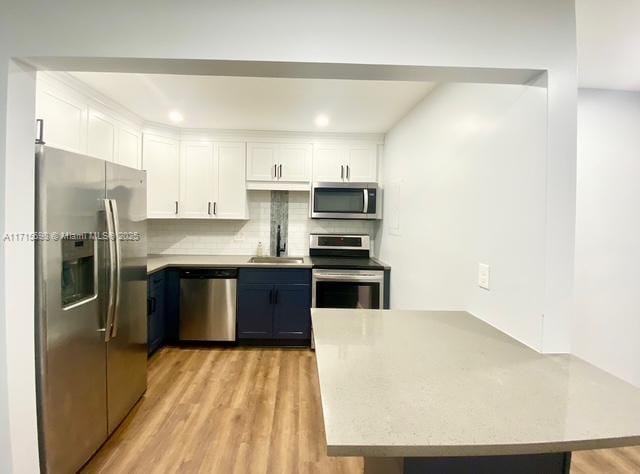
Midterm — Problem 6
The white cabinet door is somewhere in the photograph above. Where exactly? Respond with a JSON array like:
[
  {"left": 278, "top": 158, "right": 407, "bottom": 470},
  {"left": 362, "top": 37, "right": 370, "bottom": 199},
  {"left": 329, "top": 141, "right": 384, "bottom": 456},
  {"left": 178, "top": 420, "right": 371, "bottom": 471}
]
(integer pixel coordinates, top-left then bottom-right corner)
[
  {"left": 116, "top": 126, "right": 141, "bottom": 169},
  {"left": 180, "top": 141, "right": 215, "bottom": 218},
  {"left": 143, "top": 134, "right": 180, "bottom": 218},
  {"left": 247, "top": 142, "right": 277, "bottom": 181},
  {"left": 215, "top": 142, "right": 247, "bottom": 219},
  {"left": 278, "top": 143, "right": 311, "bottom": 182},
  {"left": 347, "top": 143, "right": 378, "bottom": 182},
  {"left": 313, "top": 144, "right": 346, "bottom": 182},
  {"left": 87, "top": 109, "right": 116, "bottom": 162},
  {"left": 36, "top": 86, "right": 86, "bottom": 153}
]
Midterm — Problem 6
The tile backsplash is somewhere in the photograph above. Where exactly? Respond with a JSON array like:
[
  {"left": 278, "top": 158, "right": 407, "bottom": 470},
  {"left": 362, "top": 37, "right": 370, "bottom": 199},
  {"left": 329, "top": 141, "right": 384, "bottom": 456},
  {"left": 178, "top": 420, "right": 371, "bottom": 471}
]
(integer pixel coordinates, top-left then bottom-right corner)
[{"left": 148, "top": 191, "right": 378, "bottom": 256}]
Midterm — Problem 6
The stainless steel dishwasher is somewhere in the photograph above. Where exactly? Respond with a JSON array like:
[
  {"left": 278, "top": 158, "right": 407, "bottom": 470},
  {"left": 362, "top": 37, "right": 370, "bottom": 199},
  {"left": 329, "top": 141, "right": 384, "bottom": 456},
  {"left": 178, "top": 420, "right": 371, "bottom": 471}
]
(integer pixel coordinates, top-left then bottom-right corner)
[{"left": 179, "top": 268, "right": 237, "bottom": 341}]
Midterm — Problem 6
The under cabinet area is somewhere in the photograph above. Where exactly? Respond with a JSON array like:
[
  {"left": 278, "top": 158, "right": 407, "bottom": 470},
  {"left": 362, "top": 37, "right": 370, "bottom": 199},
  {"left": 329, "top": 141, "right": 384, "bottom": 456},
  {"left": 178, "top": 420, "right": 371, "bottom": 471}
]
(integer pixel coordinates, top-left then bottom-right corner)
[{"left": 237, "top": 269, "right": 311, "bottom": 342}]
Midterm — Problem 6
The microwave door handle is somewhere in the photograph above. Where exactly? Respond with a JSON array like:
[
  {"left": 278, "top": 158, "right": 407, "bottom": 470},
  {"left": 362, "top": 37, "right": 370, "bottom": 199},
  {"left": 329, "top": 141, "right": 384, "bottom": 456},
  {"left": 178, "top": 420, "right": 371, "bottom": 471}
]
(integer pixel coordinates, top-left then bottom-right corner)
[
  {"left": 110, "top": 199, "right": 122, "bottom": 338},
  {"left": 363, "top": 189, "right": 369, "bottom": 213},
  {"left": 103, "top": 199, "right": 116, "bottom": 342}
]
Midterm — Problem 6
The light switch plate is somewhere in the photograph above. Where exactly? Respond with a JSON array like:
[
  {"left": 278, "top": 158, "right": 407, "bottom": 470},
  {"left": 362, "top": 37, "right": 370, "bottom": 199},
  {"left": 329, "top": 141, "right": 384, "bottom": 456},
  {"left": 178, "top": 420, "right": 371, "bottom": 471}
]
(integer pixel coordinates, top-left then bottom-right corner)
[{"left": 478, "top": 263, "right": 490, "bottom": 290}]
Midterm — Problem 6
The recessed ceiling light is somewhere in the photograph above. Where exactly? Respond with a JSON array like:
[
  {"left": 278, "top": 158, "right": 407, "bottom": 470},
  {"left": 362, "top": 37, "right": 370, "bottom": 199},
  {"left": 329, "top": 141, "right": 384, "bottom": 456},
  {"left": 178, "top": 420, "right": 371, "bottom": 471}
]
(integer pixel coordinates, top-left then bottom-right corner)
[
  {"left": 168, "top": 110, "right": 184, "bottom": 123},
  {"left": 315, "top": 114, "right": 330, "bottom": 128}
]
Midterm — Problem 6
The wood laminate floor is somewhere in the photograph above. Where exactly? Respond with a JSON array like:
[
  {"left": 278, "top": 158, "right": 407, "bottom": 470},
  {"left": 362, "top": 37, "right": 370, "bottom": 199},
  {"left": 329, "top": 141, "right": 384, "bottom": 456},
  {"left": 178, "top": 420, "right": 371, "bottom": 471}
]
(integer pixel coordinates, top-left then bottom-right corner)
[{"left": 83, "top": 347, "right": 640, "bottom": 473}]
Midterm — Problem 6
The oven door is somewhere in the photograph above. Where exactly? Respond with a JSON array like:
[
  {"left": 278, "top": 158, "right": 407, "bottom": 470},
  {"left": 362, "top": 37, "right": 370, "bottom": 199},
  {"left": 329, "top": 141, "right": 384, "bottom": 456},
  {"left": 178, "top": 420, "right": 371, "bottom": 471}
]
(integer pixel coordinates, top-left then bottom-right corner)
[
  {"left": 311, "top": 182, "right": 380, "bottom": 219},
  {"left": 312, "top": 269, "right": 384, "bottom": 309}
]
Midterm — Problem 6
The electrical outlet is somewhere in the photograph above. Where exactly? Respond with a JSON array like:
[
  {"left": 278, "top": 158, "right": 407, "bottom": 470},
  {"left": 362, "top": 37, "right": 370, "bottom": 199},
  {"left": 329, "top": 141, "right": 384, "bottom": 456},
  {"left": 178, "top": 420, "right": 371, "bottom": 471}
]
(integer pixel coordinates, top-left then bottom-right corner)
[{"left": 478, "top": 263, "right": 490, "bottom": 290}]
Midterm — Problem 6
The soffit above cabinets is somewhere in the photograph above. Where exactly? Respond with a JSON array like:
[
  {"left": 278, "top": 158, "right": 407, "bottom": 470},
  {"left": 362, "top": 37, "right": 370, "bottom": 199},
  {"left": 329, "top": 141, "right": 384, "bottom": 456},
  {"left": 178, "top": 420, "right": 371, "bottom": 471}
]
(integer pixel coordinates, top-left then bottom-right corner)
[{"left": 68, "top": 72, "right": 435, "bottom": 133}]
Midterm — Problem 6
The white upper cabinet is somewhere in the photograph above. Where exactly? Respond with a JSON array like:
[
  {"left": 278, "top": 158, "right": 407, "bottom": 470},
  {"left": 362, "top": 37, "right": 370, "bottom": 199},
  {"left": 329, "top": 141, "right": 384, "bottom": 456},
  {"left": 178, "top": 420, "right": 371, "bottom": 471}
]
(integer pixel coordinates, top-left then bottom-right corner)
[
  {"left": 35, "top": 74, "right": 144, "bottom": 169},
  {"left": 116, "top": 126, "right": 142, "bottom": 169},
  {"left": 346, "top": 143, "right": 378, "bottom": 182},
  {"left": 145, "top": 137, "right": 247, "bottom": 219},
  {"left": 247, "top": 143, "right": 278, "bottom": 181},
  {"left": 180, "top": 141, "right": 215, "bottom": 218},
  {"left": 87, "top": 109, "right": 116, "bottom": 162},
  {"left": 312, "top": 143, "right": 347, "bottom": 182},
  {"left": 143, "top": 134, "right": 180, "bottom": 218},
  {"left": 313, "top": 142, "right": 378, "bottom": 183},
  {"left": 36, "top": 83, "right": 86, "bottom": 153},
  {"left": 278, "top": 143, "right": 312, "bottom": 182},
  {"left": 215, "top": 142, "right": 247, "bottom": 219},
  {"left": 246, "top": 142, "right": 312, "bottom": 190}
]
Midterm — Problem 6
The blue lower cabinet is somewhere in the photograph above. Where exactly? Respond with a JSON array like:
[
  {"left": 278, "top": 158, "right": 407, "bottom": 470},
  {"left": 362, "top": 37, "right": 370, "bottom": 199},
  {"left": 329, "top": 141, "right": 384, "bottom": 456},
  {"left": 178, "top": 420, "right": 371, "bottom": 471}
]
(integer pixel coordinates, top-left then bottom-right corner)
[
  {"left": 237, "top": 284, "right": 274, "bottom": 339},
  {"left": 163, "top": 269, "right": 180, "bottom": 344},
  {"left": 147, "top": 271, "right": 166, "bottom": 355},
  {"left": 237, "top": 269, "right": 311, "bottom": 342},
  {"left": 273, "top": 285, "right": 311, "bottom": 339}
]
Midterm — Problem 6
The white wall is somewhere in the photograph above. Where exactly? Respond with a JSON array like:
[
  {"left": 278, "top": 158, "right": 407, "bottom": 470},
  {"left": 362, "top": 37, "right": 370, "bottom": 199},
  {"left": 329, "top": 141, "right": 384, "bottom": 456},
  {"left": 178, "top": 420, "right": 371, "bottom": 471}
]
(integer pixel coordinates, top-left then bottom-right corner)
[
  {"left": 0, "top": 1, "right": 577, "bottom": 471},
  {"left": 379, "top": 82, "right": 548, "bottom": 350},
  {"left": 573, "top": 89, "right": 640, "bottom": 387},
  {"left": 2, "top": 60, "right": 39, "bottom": 474}
]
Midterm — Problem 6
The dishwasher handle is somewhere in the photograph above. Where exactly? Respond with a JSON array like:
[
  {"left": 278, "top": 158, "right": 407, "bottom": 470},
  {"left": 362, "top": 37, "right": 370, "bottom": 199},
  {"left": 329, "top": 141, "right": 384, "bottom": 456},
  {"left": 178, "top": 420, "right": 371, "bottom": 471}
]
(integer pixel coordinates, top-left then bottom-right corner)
[{"left": 180, "top": 268, "right": 238, "bottom": 279}]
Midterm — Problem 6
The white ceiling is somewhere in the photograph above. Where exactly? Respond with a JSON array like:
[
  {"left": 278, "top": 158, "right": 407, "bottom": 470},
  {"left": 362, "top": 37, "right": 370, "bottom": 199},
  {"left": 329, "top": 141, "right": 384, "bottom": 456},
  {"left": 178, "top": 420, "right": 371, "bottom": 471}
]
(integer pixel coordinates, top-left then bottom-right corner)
[
  {"left": 577, "top": 0, "right": 640, "bottom": 91},
  {"left": 69, "top": 72, "right": 435, "bottom": 133}
]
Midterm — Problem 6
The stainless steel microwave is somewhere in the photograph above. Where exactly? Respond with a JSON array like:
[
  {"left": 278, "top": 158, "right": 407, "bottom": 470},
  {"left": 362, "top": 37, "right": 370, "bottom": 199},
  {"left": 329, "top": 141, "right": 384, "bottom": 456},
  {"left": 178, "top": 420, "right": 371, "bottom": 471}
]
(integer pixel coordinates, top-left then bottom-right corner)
[{"left": 310, "top": 182, "right": 382, "bottom": 219}]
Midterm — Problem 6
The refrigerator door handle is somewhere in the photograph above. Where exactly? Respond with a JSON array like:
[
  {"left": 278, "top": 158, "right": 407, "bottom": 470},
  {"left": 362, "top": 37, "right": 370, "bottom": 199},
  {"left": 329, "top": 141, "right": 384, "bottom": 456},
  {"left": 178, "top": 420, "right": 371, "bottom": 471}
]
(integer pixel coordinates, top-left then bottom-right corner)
[
  {"left": 104, "top": 199, "right": 116, "bottom": 342},
  {"left": 110, "top": 198, "right": 122, "bottom": 338}
]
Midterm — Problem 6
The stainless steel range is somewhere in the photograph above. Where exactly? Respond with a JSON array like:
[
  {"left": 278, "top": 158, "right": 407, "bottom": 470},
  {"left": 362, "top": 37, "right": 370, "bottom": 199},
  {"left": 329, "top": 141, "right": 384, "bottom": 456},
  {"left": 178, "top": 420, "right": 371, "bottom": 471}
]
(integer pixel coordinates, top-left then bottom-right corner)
[
  {"left": 310, "top": 233, "right": 388, "bottom": 348},
  {"left": 310, "top": 234, "right": 386, "bottom": 310}
]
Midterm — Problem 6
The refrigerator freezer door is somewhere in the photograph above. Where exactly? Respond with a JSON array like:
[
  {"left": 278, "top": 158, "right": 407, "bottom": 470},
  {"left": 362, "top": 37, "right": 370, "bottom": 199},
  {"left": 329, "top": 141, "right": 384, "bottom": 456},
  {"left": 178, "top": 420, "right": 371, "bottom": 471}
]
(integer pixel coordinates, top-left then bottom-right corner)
[
  {"left": 105, "top": 162, "right": 148, "bottom": 434},
  {"left": 35, "top": 146, "right": 108, "bottom": 473}
]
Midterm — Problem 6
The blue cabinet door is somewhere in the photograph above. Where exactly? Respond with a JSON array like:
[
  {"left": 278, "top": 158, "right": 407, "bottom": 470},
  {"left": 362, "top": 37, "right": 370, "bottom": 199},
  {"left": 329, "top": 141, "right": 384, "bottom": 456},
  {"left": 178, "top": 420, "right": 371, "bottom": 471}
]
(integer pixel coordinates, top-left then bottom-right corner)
[
  {"left": 148, "top": 272, "right": 165, "bottom": 355},
  {"left": 273, "top": 284, "right": 311, "bottom": 339},
  {"left": 237, "top": 284, "right": 274, "bottom": 339},
  {"left": 163, "top": 269, "right": 180, "bottom": 343},
  {"left": 237, "top": 268, "right": 311, "bottom": 342}
]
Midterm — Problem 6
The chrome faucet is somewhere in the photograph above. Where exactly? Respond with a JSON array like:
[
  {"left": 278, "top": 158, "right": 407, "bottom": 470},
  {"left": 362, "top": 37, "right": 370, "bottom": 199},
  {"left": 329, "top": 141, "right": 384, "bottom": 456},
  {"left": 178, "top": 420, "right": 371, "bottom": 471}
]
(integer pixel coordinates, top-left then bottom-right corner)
[{"left": 276, "top": 224, "right": 286, "bottom": 257}]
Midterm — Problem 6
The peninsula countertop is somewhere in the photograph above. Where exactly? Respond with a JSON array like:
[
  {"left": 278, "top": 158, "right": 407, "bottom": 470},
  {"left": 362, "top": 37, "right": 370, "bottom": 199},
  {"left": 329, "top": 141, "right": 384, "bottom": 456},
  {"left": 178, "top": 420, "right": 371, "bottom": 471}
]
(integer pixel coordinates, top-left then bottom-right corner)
[
  {"left": 311, "top": 309, "right": 640, "bottom": 458},
  {"left": 147, "top": 254, "right": 313, "bottom": 273}
]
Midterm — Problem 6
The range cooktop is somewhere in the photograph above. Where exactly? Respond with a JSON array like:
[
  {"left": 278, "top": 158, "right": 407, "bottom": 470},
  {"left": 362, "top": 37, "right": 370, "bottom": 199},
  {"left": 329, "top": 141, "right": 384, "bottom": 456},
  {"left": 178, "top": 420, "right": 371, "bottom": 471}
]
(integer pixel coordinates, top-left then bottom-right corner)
[{"left": 310, "top": 256, "right": 385, "bottom": 270}]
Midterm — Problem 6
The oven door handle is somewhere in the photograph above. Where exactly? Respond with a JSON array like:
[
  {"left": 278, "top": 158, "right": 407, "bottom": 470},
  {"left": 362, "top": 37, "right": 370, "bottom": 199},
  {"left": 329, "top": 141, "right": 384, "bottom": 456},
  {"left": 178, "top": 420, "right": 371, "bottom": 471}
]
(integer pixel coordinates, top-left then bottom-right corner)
[
  {"left": 363, "top": 189, "right": 368, "bottom": 213},
  {"left": 313, "top": 274, "right": 383, "bottom": 283}
]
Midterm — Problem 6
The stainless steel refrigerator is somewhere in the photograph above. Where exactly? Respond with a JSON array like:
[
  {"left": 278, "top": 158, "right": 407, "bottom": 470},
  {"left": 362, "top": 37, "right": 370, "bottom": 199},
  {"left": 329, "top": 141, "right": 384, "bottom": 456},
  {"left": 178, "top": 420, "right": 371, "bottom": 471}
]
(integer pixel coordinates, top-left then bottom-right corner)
[{"left": 35, "top": 145, "right": 148, "bottom": 473}]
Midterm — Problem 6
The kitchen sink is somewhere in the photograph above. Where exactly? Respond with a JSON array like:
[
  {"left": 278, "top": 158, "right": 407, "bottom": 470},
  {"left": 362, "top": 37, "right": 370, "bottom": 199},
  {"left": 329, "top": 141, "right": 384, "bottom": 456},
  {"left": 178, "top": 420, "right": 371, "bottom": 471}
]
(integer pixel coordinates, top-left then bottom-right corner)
[{"left": 248, "top": 256, "right": 305, "bottom": 265}]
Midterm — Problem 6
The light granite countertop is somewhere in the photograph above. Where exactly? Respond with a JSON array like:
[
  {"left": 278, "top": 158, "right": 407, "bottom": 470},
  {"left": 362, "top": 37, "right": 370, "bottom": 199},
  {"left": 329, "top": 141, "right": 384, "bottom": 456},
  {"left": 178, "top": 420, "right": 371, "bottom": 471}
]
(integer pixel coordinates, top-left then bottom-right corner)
[
  {"left": 311, "top": 309, "right": 640, "bottom": 457},
  {"left": 147, "top": 254, "right": 313, "bottom": 274}
]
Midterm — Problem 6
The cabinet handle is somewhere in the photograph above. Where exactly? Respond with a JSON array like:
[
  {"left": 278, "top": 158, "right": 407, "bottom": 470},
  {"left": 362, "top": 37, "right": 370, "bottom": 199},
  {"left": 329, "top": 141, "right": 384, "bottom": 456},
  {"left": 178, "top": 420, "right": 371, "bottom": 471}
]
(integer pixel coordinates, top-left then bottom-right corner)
[
  {"left": 147, "top": 297, "right": 156, "bottom": 315},
  {"left": 278, "top": 164, "right": 282, "bottom": 179},
  {"left": 175, "top": 201, "right": 178, "bottom": 214},
  {"left": 273, "top": 164, "right": 277, "bottom": 179},
  {"left": 269, "top": 289, "right": 273, "bottom": 304},
  {"left": 208, "top": 202, "right": 212, "bottom": 215},
  {"left": 341, "top": 165, "right": 344, "bottom": 180},
  {"left": 35, "top": 119, "right": 45, "bottom": 145},
  {"left": 213, "top": 202, "right": 217, "bottom": 215},
  {"left": 346, "top": 165, "right": 350, "bottom": 180}
]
